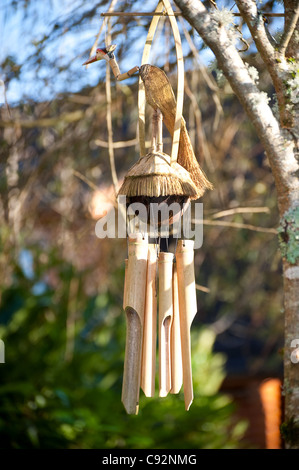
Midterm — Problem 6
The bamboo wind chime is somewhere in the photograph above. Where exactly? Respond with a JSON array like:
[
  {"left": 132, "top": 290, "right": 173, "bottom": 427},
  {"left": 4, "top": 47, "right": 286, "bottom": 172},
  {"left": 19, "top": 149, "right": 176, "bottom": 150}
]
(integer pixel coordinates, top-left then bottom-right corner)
[
  {"left": 83, "top": 0, "right": 213, "bottom": 415},
  {"left": 117, "top": 0, "right": 212, "bottom": 415}
]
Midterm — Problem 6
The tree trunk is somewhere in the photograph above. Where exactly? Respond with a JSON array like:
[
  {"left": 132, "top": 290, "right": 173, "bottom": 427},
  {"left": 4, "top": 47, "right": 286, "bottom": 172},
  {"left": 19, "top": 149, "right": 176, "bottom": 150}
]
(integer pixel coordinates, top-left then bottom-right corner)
[{"left": 174, "top": 0, "right": 299, "bottom": 448}]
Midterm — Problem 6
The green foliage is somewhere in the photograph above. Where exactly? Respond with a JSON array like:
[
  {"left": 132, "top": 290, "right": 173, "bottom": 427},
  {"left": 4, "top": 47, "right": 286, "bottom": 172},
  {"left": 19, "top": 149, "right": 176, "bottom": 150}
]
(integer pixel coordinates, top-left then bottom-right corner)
[
  {"left": 278, "top": 206, "right": 299, "bottom": 264},
  {"left": 0, "top": 241, "right": 246, "bottom": 449}
]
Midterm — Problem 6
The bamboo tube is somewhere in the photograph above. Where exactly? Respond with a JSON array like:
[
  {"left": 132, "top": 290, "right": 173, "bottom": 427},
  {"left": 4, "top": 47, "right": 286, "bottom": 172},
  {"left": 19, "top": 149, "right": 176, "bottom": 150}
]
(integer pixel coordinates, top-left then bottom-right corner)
[
  {"left": 176, "top": 240, "right": 197, "bottom": 410},
  {"left": 170, "top": 261, "right": 183, "bottom": 394},
  {"left": 141, "top": 244, "right": 158, "bottom": 397},
  {"left": 158, "top": 251, "right": 174, "bottom": 397},
  {"left": 122, "top": 233, "right": 148, "bottom": 415}
]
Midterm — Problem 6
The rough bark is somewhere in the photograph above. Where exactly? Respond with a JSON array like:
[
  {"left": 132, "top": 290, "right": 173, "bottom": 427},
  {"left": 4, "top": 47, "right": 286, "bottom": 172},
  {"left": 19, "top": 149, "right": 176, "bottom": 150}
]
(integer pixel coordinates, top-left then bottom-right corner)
[
  {"left": 174, "top": 0, "right": 299, "bottom": 448},
  {"left": 284, "top": 0, "right": 299, "bottom": 59}
]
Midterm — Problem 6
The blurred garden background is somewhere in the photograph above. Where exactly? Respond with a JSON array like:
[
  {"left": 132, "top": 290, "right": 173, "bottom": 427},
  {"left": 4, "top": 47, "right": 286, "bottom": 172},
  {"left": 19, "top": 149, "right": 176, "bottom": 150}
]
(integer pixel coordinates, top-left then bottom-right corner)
[{"left": 0, "top": 0, "right": 285, "bottom": 449}]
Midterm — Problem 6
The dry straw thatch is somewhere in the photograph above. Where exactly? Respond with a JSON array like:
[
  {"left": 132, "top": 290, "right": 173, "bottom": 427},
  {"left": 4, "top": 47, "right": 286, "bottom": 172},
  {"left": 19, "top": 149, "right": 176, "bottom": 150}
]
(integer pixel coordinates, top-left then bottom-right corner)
[
  {"left": 119, "top": 151, "right": 198, "bottom": 198},
  {"left": 139, "top": 65, "right": 213, "bottom": 198},
  {"left": 118, "top": 65, "right": 212, "bottom": 201}
]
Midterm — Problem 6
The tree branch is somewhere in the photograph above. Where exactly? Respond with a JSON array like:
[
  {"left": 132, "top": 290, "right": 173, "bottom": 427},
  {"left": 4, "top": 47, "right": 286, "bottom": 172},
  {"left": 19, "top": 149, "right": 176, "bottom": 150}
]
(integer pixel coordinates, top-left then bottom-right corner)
[
  {"left": 0, "top": 105, "right": 105, "bottom": 128},
  {"left": 105, "top": 20, "right": 119, "bottom": 194},
  {"left": 174, "top": 0, "right": 299, "bottom": 211},
  {"left": 0, "top": 110, "right": 86, "bottom": 128},
  {"left": 279, "top": 3, "right": 299, "bottom": 56},
  {"left": 235, "top": 0, "right": 293, "bottom": 128},
  {"left": 199, "top": 219, "right": 277, "bottom": 235},
  {"left": 283, "top": 0, "right": 299, "bottom": 59},
  {"left": 210, "top": 206, "right": 270, "bottom": 219}
]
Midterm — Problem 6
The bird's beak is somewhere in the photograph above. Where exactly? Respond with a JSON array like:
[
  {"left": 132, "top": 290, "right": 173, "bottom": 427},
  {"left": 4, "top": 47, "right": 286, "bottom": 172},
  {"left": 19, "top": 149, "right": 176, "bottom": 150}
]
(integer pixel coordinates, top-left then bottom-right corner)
[{"left": 82, "top": 55, "right": 98, "bottom": 66}]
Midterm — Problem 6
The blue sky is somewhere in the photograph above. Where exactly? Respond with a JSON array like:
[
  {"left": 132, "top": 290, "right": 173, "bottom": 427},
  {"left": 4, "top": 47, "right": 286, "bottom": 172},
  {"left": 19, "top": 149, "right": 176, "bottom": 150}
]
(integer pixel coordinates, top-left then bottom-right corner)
[{"left": 0, "top": 0, "right": 285, "bottom": 105}]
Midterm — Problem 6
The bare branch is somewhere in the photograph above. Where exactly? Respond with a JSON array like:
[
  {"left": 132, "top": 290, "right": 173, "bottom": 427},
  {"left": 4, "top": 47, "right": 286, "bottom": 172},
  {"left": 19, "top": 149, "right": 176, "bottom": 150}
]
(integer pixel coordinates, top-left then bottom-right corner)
[
  {"left": 0, "top": 110, "right": 87, "bottom": 128},
  {"left": 101, "top": 12, "right": 286, "bottom": 18},
  {"left": 279, "top": 4, "right": 299, "bottom": 56},
  {"left": 94, "top": 137, "right": 172, "bottom": 149},
  {"left": 195, "top": 284, "right": 210, "bottom": 293},
  {"left": 105, "top": 20, "right": 119, "bottom": 194},
  {"left": 88, "top": 0, "right": 119, "bottom": 61},
  {"left": 184, "top": 77, "right": 214, "bottom": 171},
  {"left": 283, "top": 0, "right": 299, "bottom": 59},
  {"left": 72, "top": 170, "right": 99, "bottom": 192},
  {"left": 174, "top": 0, "right": 299, "bottom": 211},
  {"left": 94, "top": 138, "right": 138, "bottom": 149},
  {"left": 194, "top": 219, "right": 277, "bottom": 235},
  {"left": 210, "top": 206, "right": 270, "bottom": 219}
]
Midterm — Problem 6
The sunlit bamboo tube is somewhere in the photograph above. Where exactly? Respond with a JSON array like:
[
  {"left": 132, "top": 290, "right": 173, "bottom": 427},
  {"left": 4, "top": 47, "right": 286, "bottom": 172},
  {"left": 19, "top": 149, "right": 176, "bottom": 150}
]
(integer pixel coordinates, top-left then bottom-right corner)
[
  {"left": 141, "top": 244, "right": 158, "bottom": 397},
  {"left": 122, "top": 233, "right": 148, "bottom": 415},
  {"left": 170, "top": 261, "right": 183, "bottom": 394},
  {"left": 176, "top": 240, "right": 197, "bottom": 410},
  {"left": 158, "top": 251, "right": 174, "bottom": 397}
]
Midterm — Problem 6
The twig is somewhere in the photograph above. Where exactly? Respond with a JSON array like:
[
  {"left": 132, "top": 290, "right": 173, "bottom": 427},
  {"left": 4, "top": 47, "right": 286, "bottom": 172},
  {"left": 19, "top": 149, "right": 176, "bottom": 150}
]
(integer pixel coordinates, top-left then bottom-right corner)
[
  {"left": 210, "top": 313, "right": 237, "bottom": 335},
  {"left": 178, "top": 15, "right": 223, "bottom": 132},
  {"left": 195, "top": 284, "right": 210, "bottom": 293},
  {"left": 279, "top": 4, "right": 299, "bottom": 56},
  {"left": 72, "top": 169, "right": 99, "bottom": 192},
  {"left": 193, "top": 218, "right": 277, "bottom": 234},
  {"left": 184, "top": 76, "right": 215, "bottom": 171},
  {"left": 0, "top": 80, "right": 12, "bottom": 119},
  {"left": 0, "top": 109, "right": 88, "bottom": 128},
  {"left": 210, "top": 206, "right": 270, "bottom": 219},
  {"left": 101, "top": 12, "right": 285, "bottom": 18},
  {"left": 94, "top": 137, "right": 172, "bottom": 148},
  {"left": 94, "top": 138, "right": 138, "bottom": 148},
  {"left": 88, "top": 0, "right": 118, "bottom": 62},
  {"left": 102, "top": 11, "right": 181, "bottom": 17},
  {"left": 64, "top": 278, "right": 79, "bottom": 363},
  {"left": 235, "top": 0, "right": 293, "bottom": 128},
  {"left": 105, "top": 20, "right": 119, "bottom": 194},
  {"left": 208, "top": 0, "right": 217, "bottom": 9}
]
